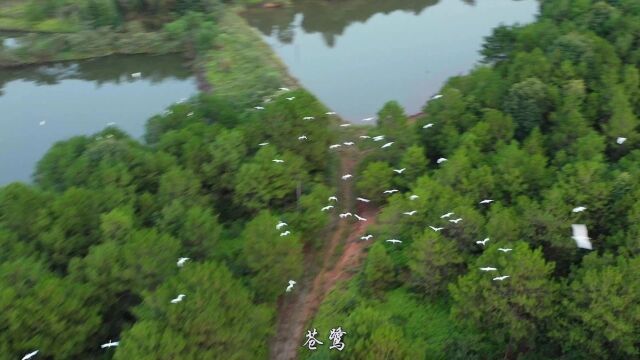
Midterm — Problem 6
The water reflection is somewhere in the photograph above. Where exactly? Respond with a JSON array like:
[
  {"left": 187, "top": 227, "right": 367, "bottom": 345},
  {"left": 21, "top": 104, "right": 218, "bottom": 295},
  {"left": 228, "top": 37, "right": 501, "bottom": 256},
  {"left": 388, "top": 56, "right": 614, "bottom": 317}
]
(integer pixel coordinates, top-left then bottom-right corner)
[
  {"left": 243, "top": 0, "right": 538, "bottom": 121},
  {"left": 0, "top": 54, "right": 196, "bottom": 185},
  {"left": 244, "top": 0, "right": 441, "bottom": 47}
]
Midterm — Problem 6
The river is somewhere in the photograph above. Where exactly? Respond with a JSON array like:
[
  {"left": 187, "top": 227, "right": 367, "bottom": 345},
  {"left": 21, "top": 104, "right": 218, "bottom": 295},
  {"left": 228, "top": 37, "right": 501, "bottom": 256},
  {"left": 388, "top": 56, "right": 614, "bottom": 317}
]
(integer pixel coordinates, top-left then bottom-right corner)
[
  {"left": 0, "top": 54, "right": 197, "bottom": 185},
  {"left": 243, "top": 0, "right": 538, "bottom": 122}
]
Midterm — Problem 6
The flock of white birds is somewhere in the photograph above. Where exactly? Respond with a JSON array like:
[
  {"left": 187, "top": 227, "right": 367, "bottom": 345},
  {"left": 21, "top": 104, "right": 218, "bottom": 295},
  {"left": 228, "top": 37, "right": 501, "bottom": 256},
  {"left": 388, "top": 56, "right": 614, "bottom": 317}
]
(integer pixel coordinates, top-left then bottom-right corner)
[{"left": 25, "top": 82, "right": 620, "bottom": 359}]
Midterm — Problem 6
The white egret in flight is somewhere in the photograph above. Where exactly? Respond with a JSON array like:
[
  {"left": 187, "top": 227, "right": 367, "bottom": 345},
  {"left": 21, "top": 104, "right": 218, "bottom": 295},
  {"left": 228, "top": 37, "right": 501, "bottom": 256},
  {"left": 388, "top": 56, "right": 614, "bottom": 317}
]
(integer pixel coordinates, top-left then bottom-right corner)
[
  {"left": 170, "top": 294, "right": 186, "bottom": 304},
  {"left": 493, "top": 276, "right": 510, "bottom": 281},
  {"left": 361, "top": 234, "right": 373, "bottom": 240},
  {"left": 476, "top": 238, "right": 490, "bottom": 246},
  {"left": 177, "top": 257, "right": 190, "bottom": 267},
  {"left": 372, "top": 135, "right": 385, "bottom": 141},
  {"left": 498, "top": 248, "right": 513, "bottom": 253},
  {"left": 449, "top": 218, "right": 463, "bottom": 223},
  {"left": 362, "top": 117, "right": 375, "bottom": 122},
  {"left": 258, "top": 142, "right": 269, "bottom": 146},
  {"left": 101, "top": 340, "right": 119, "bottom": 348},
  {"left": 479, "top": 199, "right": 494, "bottom": 204},
  {"left": 39, "top": 121, "right": 46, "bottom": 126},
  {"left": 328, "top": 196, "right": 338, "bottom": 202},
  {"left": 22, "top": 350, "right": 39, "bottom": 360},
  {"left": 359, "top": 135, "right": 371, "bottom": 139},
  {"left": 437, "top": 158, "right": 447, "bottom": 164},
  {"left": 386, "top": 239, "right": 402, "bottom": 244},
  {"left": 381, "top": 142, "right": 394, "bottom": 149},
  {"left": 356, "top": 197, "right": 370, "bottom": 202},
  {"left": 321, "top": 205, "right": 334, "bottom": 211},
  {"left": 254, "top": 106, "right": 264, "bottom": 110},
  {"left": 298, "top": 135, "right": 308, "bottom": 140},
  {"left": 572, "top": 206, "right": 587, "bottom": 213},
  {"left": 341, "top": 174, "right": 353, "bottom": 180},
  {"left": 326, "top": 111, "right": 337, "bottom": 115},
  {"left": 571, "top": 224, "right": 592, "bottom": 250},
  {"left": 480, "top": 267, "right": 498, "bottom": 271},
  {"left": 286, "top": 280, "right": 296, "bottom": 292},
  {"left": 393, "top": 168, "right": 406, "bottom": 174},
  {"left": 279, "top": 87, "right": 290, "bottom": 91},
  {"left": 131, "top": 72, "right": 141, "bottom": 78},
  {"left": 409, "top": 195, "right": 419, "bottom": 200},
  {"left": 431, "top": 94, "right": 443, "bottom": 100},
  {"left": 303, "top": 116, "right": 315, "bottom": 120},
  {"left": 383, "top": 189, "right": 399, "bottom": 194},
  {"left": 441, "top": 212, "right": 454, "bottom": 218},
  {"left": 354, "top": 214, "right": 367, "bottom": 221},
  {"left": 276, "top": 221, "right": 288, "bottom": 230},
  {"left": 286, "top": 97, "right": 295, "bottom": 101},
  {"left": 272, "top": 159, "right": 284, "bottom": 163},
  {"left": 616, "top": 137, "right": 627, "bottom": 144},
  {"left": 403, "top": 211, "right": 418, "bottom": 216},
  {"left": 429, "top": 226, "right": 444, "bottom": 232},
  {"left": 422, "top": 123, "right": 434, "bottom": 129},
  {"left": 343, "top": 142, "right": 355, "bottom": 146},
  {"left": 280, "top": 231, "right": 291, "bottom": 237},
  {"left": 329, "top": 144, "right": 342, "bottom": 149}
]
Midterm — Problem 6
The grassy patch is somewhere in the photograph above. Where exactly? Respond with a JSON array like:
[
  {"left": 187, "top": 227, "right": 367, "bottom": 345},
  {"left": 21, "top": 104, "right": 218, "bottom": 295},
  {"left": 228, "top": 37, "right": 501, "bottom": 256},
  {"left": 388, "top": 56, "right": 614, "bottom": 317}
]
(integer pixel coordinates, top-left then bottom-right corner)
[{"left": 204, "top": 8, "right": 298, "bottom": 107}]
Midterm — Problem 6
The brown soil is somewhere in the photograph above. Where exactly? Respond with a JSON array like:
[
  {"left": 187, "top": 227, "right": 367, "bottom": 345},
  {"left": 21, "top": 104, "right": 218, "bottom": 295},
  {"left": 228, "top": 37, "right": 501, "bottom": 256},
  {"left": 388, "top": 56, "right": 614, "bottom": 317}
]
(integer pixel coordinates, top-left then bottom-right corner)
[{"left": 269, "top": 147, "right": 378, "bottom": 360}]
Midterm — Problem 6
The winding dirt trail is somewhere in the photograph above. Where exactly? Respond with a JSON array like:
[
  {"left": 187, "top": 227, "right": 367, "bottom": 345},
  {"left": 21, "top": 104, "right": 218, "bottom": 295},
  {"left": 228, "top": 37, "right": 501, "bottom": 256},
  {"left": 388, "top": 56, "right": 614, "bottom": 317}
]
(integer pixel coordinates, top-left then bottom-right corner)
[{"left": 270, "top": 148, "right": 378, "bottom": 360}]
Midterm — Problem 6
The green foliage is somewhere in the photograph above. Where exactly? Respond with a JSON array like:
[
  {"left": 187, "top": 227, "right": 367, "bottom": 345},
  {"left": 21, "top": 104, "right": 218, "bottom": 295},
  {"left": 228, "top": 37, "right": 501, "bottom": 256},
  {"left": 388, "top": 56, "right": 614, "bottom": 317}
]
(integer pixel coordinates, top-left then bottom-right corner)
[
  {"left": 363, "top": 242, "right": 395, "bottom": 297},
  {"left": 356, "top": 161, "right": 393, "bottom": 204},
  {"left": 114, "top": 261, "right": 273, "bottom": 359},
  {"left": 241, "top": 210, "right": 303, "bottom": 302},
  {"left": 450, "top": 242, "right": 558, "bottom": 351}
]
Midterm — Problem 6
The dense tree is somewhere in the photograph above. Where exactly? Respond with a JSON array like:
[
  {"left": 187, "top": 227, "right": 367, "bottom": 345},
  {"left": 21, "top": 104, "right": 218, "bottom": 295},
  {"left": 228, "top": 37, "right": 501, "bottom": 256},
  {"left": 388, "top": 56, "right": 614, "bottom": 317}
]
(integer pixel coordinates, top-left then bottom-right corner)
[
  {"left": 408, "top": 230, "right": 464, "bottom": 297},
  {"left": 363, "top": 242, "right": 395, "bottom": 297},
  {"left": 114, "top": 261, "right": 272, "bottom": 359},
  {"left": 450, "top": 242, "right": 558, "bottom": 354},
  {"left": 356, "top": 161, "right": 393, "bottom": 204}
]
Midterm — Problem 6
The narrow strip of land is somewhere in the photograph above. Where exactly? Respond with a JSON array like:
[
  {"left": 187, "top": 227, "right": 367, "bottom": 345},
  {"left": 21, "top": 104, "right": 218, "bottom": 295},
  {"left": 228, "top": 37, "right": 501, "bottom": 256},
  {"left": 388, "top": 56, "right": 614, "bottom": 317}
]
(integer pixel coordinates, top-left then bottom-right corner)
[{"left": 270, "top": 147, "right": 378, "bottom": 360}]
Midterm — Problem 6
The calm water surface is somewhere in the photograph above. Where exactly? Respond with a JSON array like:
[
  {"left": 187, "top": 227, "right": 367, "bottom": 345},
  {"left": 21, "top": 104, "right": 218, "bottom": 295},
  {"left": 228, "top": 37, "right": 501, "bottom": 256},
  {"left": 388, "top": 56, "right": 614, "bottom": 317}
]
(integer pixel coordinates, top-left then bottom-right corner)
[
  {"left": 244, "top": 0, "right": 538, "bottom": 122},
  {"left": 0, "top": 55, "right": 196, "bottom": 185}
]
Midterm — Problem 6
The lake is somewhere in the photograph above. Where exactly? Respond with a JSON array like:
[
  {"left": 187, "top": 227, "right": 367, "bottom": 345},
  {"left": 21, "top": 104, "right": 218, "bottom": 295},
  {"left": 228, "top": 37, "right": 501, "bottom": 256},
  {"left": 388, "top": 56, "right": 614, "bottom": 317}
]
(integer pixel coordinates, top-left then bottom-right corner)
[
  {"left": 0, "top": 55, "right": 197, "bottom": 185},
  {"left": 243, "top": 0, "right": 539, "bottom": 122}
]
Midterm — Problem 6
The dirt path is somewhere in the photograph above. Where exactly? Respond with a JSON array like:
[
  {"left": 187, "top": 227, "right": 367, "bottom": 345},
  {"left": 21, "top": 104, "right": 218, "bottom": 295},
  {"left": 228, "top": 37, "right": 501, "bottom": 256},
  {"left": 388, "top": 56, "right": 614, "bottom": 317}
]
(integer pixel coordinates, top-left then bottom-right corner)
[{"left": 270, "top": 148, "right": 378, "bottom": 360}]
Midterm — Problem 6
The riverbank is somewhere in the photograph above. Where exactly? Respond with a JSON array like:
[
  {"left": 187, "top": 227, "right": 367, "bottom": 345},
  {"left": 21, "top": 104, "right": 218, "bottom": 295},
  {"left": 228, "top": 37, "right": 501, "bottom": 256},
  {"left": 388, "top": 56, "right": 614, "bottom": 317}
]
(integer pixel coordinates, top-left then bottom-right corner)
[{"left": 200, "top": 8, "right": 299, "bottom": 106}]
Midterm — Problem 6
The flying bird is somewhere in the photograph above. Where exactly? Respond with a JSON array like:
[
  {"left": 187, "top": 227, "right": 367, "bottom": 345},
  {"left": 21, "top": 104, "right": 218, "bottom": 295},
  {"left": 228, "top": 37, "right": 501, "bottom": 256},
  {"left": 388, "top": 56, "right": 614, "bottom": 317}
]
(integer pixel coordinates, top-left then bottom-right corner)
[
  {"left": 571, "top": 224, "right": 592, "bottom": 250},
  {"left": 101, "top": 340, "right": 119, "bottom": 349},
  {"left": 437, "top": 158, "right": 447, "bottom": 164},
  {"left": 286, "top": 97, "right": 295, "bottom": 101},
  {"left": 303, "top": 116, "right": 315, "bottom": 120},
  {"left": 254, "top": 106, "right": 264, "bottom": 110},
  {"left": 286, "top": 280, "right": 296, "bottom": 292},
  {"left": 339, "top": 212, "right": 353, "bottom": 218},
  {"left": 354, "top": 214, "right": 367, "bottom": 221},
  {"left": 39, "top": 121, "right": 46, "bottom": 126},
  {"left": 326, "top": 111, "right": 337, "bottom": 115},
  {"left": 280, "top": 231, "right": 291, "bottom": 236},
  {"left": 276, "top": 221, "right": 288, "bottom": 230},
  {"left": 409, "top": 195, "right": 419, "bottom": 200},
  {"left": 431, "top": 94, "right": 443, "bottom": 100},
  {"left": 449, "top": 218, "right": 463, "bottom": 223},
  {"left": 279, "top": 87, "right": 290, "bottom": 91},
  {"left": 498, "top": 248, "right": 513, "bottom": 253},
  {"left": 441, "top": 212, "right": 454, "bottom": 218},
  {"left": 476, "top": 238, "right": 490, "bottom": 246},
  {"left": 106, "top": 122, "right": 116, "bottom": 126},
  {"left": 361, "top": 234, "right": 373, "bottom": 240},
  {"left": 372, "top": 135, "right": 385, "bottom": 141},
  {"left": 383, "top": 189, "right": 399, "bottom": 194},
  {"left": 321, "top": 205, "right": 334, "bottom": 211},
  {"left": 393, "top": 168, "right": 406, "bottom": 174},
  {"left": 422, "top": 123, "right": 434, "bottom": 129},
  {"left": 340, "top": 123, "right": 351, "bottom": 127},
  {"left": 403, "top": 211, "right": 418, "bottom": 216},
  {"left": 343, "top": 141, "right": 355, "bottom": 146},
  {"left": 493, "top": 276, "right": 510, "bottom": 281},
  {"left": 329, "top": 144, "right": 342, "bottom": 149},
  {"left": 298, "top": 135, "right": 308, "bottom": 140},
  {"left": 22, "top": 350, "right": 39, "bottom": 360},
  {"left": 479, "top": 199, "right": 494, "bottom": 204},
  {"left": 479, "top": 267, "right": 498, "bottom": 271},
  {"left": 362, "top": 117, "right": 375, "bottom": 122},
  {"left": 572, "top": 206, "right": 587, "bottom": 213},
  {"left": 177, "top": 257, "right": 190, "bottom": 267},
  {"left": 356, "top": 197, "right": 370, "bottom": 202},
  {"left": 616, "top": 137, "right": 627, "bottom": 144},
  {"left": 272, "top": 159, "right": 284, "bottom": 163},
  {"left": 170, "top": 294, "right": 186, "bottom": 304},
  {"left": 359, "top": 135, "right": 371, "bottom": 139},
  {"left": 381, "top": 142, "right": 394, "bottom": 149},
  {"left": 258, "top": 142, "right": 269, "bottom": 146},
  {"left": 341, "top": 174, "right": 353, "bottom": 180},
  {"left": 386, "top": 239, "right": 402, "bottom": 244},
  {"left": 429, "top": 226, "right": 444, "bottom": 232},
  {"left": 328, "top": 196, "right": 338, "bottom": 202},
  {"left": 130, "top": 72, "right": 141, "bottom": 78}
]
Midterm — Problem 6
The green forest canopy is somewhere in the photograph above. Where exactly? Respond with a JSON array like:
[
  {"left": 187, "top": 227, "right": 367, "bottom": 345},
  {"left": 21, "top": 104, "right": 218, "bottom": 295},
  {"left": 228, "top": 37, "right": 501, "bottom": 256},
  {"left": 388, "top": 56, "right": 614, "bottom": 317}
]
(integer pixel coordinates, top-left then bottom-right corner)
[{"left": 1, "top": 0, "right": 640, "bottom": 359}]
